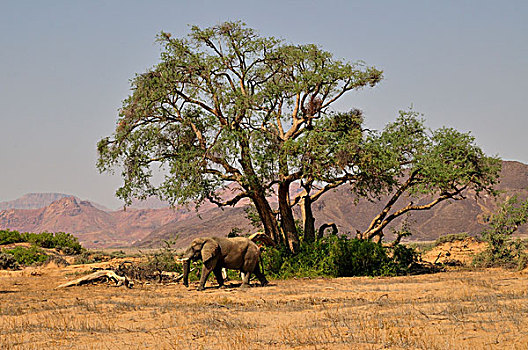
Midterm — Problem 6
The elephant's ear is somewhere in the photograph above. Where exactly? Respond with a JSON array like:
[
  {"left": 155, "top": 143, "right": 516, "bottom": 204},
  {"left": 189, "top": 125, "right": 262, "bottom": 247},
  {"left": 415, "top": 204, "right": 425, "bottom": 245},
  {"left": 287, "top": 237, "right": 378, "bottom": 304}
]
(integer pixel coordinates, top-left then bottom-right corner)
[{"left": 201, "top": 239, "right": 220, "bottom": 264}]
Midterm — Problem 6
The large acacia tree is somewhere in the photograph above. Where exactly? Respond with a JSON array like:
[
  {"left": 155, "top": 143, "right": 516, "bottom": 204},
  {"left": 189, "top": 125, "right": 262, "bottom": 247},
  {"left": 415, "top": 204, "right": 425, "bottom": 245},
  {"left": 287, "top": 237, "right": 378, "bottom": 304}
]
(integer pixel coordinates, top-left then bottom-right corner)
[{"left": 97, "top": 22, "right": 382, "bottom": 252}]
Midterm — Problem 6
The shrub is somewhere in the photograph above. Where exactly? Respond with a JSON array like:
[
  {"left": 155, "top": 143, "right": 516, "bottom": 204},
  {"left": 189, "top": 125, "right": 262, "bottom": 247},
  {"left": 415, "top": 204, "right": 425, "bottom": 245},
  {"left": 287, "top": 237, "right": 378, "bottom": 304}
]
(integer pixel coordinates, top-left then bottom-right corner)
[
  {"left": 474, "top": 196, "right": 528, "bottom": 269},
  {"left": 22, "top": 232, "right": 83, "bottom": 254},
  {"left": 50, "top": 232, "right": 83, "bottom": 254},
  {"left": 389, "top": 243, "right": 419, "bottom": 272},
  {"left": 0, "top": 230, "right": 23, "bottom": 245},
  {"left": 261, "top": 234, "right": 418, "bottom": 279},
  {"left": 2, "top": 246, "right": 48, "bottom": 266},
  {"left": 22, "top": 232, "right": 55, "bottom": 248},
  {"left": 0, "top": 252, "right": 20, "bottom": 270},
  {"left": 73, "top": 251, "right": 107, "bottom": 265},
  {"left": 1, "top": 230, "right": 83, "bottom": 255}
]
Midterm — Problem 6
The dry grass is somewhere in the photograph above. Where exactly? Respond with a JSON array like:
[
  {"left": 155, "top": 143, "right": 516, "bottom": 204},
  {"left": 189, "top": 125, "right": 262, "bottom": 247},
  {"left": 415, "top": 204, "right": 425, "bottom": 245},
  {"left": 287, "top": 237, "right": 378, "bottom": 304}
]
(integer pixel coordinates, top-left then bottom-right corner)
[{"left": 1, "top": 262, "right": 528, "bottom": 349}]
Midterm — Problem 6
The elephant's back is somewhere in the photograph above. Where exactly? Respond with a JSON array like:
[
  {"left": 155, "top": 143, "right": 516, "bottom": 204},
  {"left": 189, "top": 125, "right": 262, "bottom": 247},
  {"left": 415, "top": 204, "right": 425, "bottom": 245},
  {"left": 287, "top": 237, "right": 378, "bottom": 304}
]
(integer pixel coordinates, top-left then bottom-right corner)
[{"left": 217, "top": 237, "right": 259, "bottom": 271}]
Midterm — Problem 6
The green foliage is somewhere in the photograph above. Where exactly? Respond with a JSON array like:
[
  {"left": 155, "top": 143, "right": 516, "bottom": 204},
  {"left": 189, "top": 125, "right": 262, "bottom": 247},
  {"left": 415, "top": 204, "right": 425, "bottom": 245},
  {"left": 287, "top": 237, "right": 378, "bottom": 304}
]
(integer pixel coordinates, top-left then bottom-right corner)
[
  {"left": 0, "top": 230, "right": 83, "bottom": 268},
  {"left": 22, "top": 231, "right": 56, "bottom": 248},
  {"left": 97, "top": 22, "right": 381, "bottom": 206},
  {"left": 0, "top": 230, "right": 24, "bottom": 245},
  {"left": 2, "top": 246, "right": 48, "bottom": 266},
  {"left": 244, "top": 205, "right": 263, "bottom": 229},
  {"left": 97, "top": 21, "right": 382, "bottom": 250},
  {"left": 356, "top": 110, "right": 501, "bottom": 240},
  {"left": 261, "top": 235, "right": 418, "bottom": 278},
  {"left": 43, "top": 232, "right": 83, "bottom": 255},
  {"left": 475, "top": 196, "right": 528, "bottom": 269},
  {"left": 390, "top": 244, "right": 419, "bottom": 271},
  {"left": 0, "top": 230, "right": 83, "bottom": 255},
  {"left": 358, "top": 110, "right": 501, "bottom": 200},
  {"left": 144, "top": 246, "right": 182, "bottom": 275}
]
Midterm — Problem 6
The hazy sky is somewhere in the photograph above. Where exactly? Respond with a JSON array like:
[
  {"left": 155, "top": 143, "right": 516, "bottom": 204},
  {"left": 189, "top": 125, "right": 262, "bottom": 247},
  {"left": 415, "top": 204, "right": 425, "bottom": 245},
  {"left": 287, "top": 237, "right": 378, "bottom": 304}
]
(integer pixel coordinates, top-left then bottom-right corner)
[{"left": 1, "top": 0, "right": 527, "bottom": 209}]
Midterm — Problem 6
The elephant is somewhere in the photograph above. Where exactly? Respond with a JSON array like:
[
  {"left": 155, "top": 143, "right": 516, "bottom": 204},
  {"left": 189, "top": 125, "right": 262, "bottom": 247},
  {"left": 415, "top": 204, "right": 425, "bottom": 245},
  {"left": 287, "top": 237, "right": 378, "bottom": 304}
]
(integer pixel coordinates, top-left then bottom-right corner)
[{"left": 180, "top": 236, "right": 268, "bottom": 291}]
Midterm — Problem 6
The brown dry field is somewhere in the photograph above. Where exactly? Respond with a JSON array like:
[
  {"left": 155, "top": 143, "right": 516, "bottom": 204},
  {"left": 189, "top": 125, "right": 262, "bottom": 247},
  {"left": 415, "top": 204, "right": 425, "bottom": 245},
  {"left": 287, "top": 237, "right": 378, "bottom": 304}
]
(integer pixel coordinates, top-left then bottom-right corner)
[{"left": 1, "top": 240, "right": 528, "bottom": 350}]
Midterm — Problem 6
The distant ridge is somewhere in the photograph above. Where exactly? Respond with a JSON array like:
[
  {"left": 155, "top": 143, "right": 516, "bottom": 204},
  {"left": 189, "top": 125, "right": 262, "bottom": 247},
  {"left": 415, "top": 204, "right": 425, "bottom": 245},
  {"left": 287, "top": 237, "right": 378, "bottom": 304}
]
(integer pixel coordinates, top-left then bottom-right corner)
[
  {"left": 0, "top": 193, "right": 109, "bottom": 211},
  {"left": 0, "top": 193, "right": 72, "bottom": 210}
]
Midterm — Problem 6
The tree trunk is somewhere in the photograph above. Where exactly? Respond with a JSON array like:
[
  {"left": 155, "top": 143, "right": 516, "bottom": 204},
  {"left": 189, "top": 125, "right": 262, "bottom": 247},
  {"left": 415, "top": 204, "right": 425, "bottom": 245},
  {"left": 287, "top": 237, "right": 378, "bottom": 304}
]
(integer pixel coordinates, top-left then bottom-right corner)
[
  {"left": 278, "top": 181, "right": 299, "bottom": 253},
  {"left": 300, "top": 191, "right": 316, "bottom": 242},
  {"left": 250, "top": 189, "right": 282, "bottom": 245},
  {"left": 237, "top": 128, "right": 282, "bottom": 245}
]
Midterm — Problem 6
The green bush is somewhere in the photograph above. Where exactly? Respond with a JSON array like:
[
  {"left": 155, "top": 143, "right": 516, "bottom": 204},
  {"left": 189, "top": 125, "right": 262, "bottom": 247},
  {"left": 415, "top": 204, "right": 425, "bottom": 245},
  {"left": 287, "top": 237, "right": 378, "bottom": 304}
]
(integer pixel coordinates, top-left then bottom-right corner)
[
  {"left": 49, "top": 232, "right": 83, "bottom": 254},
  {"left": 2, "top": 246, "right": 48, "bottom": 266},
  {"left": 0, "top": 230, "right": 24, "bottom": 245},
  {"left": 3, "top": 231, "right": 84, "bottom": 255},
  {"left": 22, "top": 232, "right": 55, "bottom": 248},
  {"left": 474, "top": 196, "right": 528, "bottom": 269},
  {"left": 261, "top": 235, "right": 418, "bottom": 279}
]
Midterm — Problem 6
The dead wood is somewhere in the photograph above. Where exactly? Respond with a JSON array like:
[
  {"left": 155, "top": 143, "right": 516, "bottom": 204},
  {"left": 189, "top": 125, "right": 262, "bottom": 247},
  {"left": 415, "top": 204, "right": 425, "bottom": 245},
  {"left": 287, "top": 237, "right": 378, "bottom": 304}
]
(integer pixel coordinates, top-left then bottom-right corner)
[{"left": 56, "top": 270, "right": 133, "bottom": 289}]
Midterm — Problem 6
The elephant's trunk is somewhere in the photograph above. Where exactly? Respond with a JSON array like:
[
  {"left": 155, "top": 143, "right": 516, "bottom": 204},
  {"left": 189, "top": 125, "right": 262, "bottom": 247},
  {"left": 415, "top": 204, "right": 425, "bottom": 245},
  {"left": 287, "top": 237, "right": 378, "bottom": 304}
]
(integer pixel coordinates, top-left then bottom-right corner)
[{"left": 182, "top": 258, "right": 190, "bottom": 287}]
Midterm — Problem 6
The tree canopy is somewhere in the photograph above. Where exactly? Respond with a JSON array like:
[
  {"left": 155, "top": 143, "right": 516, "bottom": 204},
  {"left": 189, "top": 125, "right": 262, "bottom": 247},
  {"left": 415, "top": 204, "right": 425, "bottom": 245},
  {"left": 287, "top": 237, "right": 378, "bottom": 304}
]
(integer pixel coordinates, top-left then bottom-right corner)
[
  {"left": 98, "top": 21, "right": 500, "bottom": 253},
  {"left": 355, "top": 111, "right": 501, "bottom": 242},
  {"left": 97, "top": 21, "right": 382, "bottom": 251}
]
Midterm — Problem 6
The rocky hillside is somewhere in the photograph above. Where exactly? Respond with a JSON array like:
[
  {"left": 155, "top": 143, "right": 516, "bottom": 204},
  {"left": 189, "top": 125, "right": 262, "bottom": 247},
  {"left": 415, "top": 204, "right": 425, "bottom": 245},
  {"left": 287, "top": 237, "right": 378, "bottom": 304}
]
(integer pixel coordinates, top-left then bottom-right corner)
[
  {"left": 0, "top": 197, "right": 177, "bottom": 248},
  {"left": 0, "top": 161, "right": 527, "bottom": 249}
]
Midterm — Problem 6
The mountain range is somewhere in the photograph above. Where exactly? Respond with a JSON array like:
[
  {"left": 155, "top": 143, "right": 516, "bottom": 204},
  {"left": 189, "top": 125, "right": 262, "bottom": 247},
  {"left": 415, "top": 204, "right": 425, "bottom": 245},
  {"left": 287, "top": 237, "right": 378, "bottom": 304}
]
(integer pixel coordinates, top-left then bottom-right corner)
[{"left": 0, "top": 161, "right": 527, "bottom": 249}]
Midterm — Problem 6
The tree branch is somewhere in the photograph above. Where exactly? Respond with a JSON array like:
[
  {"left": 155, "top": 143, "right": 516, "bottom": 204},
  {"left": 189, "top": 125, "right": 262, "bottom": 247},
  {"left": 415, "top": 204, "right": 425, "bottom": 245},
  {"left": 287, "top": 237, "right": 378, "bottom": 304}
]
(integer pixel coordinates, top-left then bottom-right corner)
[
  {"left": 364, "top": 184, "right": 469, "bottom": 240},
  {"left": 206, "top": 191, "right": 249, "bottom": 207}
]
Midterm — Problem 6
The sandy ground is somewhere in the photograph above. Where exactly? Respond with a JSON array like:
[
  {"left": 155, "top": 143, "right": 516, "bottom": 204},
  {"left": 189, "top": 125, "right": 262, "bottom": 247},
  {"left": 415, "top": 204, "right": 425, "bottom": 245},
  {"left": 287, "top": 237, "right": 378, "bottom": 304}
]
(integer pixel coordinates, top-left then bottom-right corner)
[{"left": 1, "top": 253, "right": 528, "bottom": 350}]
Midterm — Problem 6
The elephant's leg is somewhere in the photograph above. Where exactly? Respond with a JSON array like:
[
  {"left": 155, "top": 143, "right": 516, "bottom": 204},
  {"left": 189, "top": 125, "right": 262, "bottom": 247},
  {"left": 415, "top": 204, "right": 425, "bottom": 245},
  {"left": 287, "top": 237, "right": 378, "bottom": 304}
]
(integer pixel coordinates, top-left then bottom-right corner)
[
  {"left": 253, "top": 263, "right": 269, "bottom": 286},
  {"left": 182, "top": 259, "right": 191, "bottom": 287},
  {"left": 213, "top": 266, "right": 225, "bottom": 288},
  {"left": 197, "top": 265, "right": 213, "bottom": 291},
  {"left": 240, "top": 271, "right": 251, "bottom": 288}
]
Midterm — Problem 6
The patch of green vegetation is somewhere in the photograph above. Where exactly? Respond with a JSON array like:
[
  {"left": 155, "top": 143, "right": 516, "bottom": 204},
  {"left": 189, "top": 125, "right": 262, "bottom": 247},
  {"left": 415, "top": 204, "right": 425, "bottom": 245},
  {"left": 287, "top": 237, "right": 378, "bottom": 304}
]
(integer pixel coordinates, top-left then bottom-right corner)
[
  {"left": 474, "top": 196, "right": 528, "bottom": 269},
  {"left": 0, "top": 230, "right": 83, "bottom": 254},
  {"left": 1, "top": 246, "right": 48, "bottom": 266},
  {"left": 0, "top": 230, "right": 24, "bottom": 245},
  {"left": 261, "top": 234, "right": 419, "bottom": 279}
]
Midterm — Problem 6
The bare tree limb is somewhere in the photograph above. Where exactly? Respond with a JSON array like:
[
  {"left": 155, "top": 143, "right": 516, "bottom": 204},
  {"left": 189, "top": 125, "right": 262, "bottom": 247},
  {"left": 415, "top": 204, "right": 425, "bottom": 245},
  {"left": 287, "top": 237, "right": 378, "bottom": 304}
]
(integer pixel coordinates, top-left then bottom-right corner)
[{"left": 56, "top": 270, "right": 133, "bottom": 289}]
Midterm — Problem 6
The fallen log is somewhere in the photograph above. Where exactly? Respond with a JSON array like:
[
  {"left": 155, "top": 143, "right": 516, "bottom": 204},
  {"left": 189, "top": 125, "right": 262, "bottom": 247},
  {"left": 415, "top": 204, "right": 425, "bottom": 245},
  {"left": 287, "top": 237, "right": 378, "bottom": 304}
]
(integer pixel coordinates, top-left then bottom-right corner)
[{"left": 57, "top": 270, "right": 133, "bottom": 289}]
